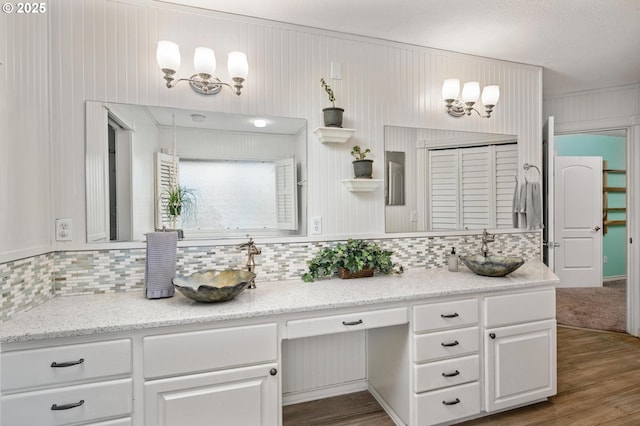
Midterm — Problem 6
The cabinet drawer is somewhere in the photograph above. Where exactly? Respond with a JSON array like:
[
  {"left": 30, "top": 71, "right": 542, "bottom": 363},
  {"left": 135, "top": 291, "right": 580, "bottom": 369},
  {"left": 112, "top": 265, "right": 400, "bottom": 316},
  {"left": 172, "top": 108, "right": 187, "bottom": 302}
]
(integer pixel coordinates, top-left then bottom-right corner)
[
  {"left": 144, "top": 323, "right": 277, "bottom": 378},
  {"left": 1, "top": 378, "right": 132, "bottom": 426},
  {"left": 414, "top": 355, "right": 479, "bottom": 393},
  {"left": 413, "top": 381, "right": 480, "bottom": 426},
  {"left": 413, "top": 299, "right": 478, "bottom": 332},
  {"left": 414, "top": 327, "right": 479, "bottom": 363},
  {"left": 286, "top": 307, "right": 408, "bottom": 339},
  {"left": 484, "top": 289, "right": 555, "bottom": 327},
  {"left": 1, "top": 339, "right": 132, "bottom": 392}
]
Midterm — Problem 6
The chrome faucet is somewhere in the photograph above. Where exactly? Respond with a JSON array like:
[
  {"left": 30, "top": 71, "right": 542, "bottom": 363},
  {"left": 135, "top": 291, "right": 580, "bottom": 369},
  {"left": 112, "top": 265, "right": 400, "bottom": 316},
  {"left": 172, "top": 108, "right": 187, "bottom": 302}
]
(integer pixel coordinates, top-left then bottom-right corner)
[
  {"left": 236, "top": 236, "right": 261, "bottom": 289},
  {"left": 481, "top": 229, "right": 495, "bottom": 258}
]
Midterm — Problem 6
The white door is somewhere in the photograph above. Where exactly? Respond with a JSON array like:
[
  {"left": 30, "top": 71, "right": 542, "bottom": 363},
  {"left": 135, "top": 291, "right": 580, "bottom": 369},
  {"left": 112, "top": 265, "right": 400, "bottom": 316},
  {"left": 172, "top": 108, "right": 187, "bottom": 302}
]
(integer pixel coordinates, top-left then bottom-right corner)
[
  {"left": 554, "top": 156, "right": 603, "bottom": 287},
  {"left": 484, "top": 320, "right": 556, "bottom": 412},
  {"left": 542, "top": 117, "right": 555, "bottom": 268}
]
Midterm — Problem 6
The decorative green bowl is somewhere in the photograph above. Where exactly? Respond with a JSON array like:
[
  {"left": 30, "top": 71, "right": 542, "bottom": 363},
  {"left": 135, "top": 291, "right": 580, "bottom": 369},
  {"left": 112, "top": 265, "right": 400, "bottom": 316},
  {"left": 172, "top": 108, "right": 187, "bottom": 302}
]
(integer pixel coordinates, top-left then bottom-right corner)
[
  {"left": 459, "top": 255, "right": 525, "bottom": 277},
  {"left": 173, "top": 269, "right": 256, "bottom": 303}
]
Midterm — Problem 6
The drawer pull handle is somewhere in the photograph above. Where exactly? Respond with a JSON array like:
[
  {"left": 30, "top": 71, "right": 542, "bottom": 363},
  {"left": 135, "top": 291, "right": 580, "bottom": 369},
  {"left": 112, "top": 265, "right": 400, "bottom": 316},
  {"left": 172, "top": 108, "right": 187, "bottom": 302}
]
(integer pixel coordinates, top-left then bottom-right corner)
[
  {"left": 440, "top": 313, "right": 459, "bottom": 318},
  {"left": 51, "top": 358, "right": 84, "bottom": 368},
  {"left": 489, "top": 333, "right": 496, "bottom": 339},
  {"left": 270, "top": 368, "right": 278, "bottom": 376},
  {"left": 342, "top": 319, "right": 363, "bottom": 326},
  {"left": 441, "top": 340, "right": 459, "bottom": 347},
  {"left": 442, "top": 398, "right": 461, "bottom": 406},
  {"left": 442, "top": 370, "right": 460, "bottom": 377},
  {"left": 51, "top": 400, "right": 85, "bottom": 411}
]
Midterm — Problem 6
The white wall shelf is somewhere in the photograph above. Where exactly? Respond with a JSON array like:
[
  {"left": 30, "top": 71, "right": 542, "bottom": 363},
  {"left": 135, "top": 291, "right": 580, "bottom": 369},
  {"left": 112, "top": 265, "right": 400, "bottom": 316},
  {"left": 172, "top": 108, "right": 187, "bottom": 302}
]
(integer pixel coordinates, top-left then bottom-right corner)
[
  {"left": 313, "top": 127, "right": 356, "bottom": 144},
  {"left": 342, "top": 179, "right": 383, "bottom": 192}
]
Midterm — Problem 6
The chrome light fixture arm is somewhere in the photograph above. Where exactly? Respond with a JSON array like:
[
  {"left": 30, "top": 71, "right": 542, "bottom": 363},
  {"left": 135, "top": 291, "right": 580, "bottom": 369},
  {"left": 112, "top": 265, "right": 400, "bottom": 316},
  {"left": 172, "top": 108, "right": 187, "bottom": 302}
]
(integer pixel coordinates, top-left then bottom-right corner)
[
  {"left": 160, "top": 69, "right": 244, "bottom": 96},
  {"left": 444, "top": 99, "right": 495, "bottom": 119}
]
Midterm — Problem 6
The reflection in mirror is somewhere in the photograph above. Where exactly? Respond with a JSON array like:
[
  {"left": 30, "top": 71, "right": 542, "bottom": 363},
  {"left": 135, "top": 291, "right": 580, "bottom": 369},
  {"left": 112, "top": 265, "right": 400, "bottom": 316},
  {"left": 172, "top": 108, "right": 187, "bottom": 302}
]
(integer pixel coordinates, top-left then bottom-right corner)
[
  {"left": 384, "top": 125, "right": 518, "bottom": 233},
  {"left": 86, "top": 101, "right": 307, "bottom": 242},
  {"left": 385, "top": 151, "right": 405, "bottom": 206}
]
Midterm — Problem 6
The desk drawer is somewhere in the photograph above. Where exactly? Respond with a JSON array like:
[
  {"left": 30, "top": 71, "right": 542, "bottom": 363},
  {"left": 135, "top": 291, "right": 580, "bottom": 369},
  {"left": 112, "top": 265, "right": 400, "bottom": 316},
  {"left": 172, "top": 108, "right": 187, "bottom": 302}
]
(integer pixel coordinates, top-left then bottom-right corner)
[
  {"left": 1, "top": 339, "right": 132, "bottom": 392},
  {"left": 143, "top": 323, "right": 277, "bottom": 378},
  {"left": 414, "top": 327, "right": 479, "bottom": 363},
  {"left": 484, "top": 289, "right": 555, "bottom": 327},
  {"left": 413, "top": 299, "right": 478, "bottom": 332},
  {"left": 414, "top": 381, "right": 480, "bottom": 426},
  {"left": 286, "top": 307, "right": 408, "bottom": 339},
  {"left": 414, "top": 355, "right": 479, "bottom": 393},
  {"left": 1, "top": 378, "right": 132, "bottom": 426}
]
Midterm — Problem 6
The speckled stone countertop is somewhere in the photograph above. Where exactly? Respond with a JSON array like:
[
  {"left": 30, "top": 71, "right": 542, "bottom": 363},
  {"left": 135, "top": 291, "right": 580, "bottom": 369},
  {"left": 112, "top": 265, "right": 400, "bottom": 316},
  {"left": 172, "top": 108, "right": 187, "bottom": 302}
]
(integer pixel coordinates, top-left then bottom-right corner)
[{"left": 0, "top": 262, "right": 558, "bottom": 344}]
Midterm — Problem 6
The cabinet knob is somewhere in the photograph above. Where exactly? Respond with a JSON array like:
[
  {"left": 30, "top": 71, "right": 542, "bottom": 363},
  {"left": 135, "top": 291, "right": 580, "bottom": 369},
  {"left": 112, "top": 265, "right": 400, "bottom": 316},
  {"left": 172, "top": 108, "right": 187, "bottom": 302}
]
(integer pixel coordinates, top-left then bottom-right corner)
[
  {"left": 270, "top": 368, "right": 278, "bottom": 376},
  {"left": 489, "top": 333, "right": 496, "bottom": 339}
]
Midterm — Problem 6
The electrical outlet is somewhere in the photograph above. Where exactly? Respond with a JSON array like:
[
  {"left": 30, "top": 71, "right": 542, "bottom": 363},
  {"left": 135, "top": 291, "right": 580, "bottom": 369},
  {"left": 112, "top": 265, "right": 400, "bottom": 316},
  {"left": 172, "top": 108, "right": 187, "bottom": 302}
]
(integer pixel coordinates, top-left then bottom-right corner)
[
  {"left": 56, "top": 219, "right": 73, "bottom": 241},
  {"left": 603, "top": 255, "right": 608, "bottom": 264},
  {"left": 311, "top": 216, "right": 322, "bottom": 235},
  {"left": 410, "top": 210, "right": 418, "bottom": 222}
]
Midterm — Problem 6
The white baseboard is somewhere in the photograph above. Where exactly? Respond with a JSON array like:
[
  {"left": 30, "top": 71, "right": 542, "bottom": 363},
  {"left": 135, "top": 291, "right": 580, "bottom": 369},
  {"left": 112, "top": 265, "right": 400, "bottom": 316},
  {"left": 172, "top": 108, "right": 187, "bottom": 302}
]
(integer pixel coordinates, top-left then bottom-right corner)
[
  {"left": 604, "top": 275, "right": 626, "bottom": 282},
  {"left": 282, "top": 380, "right": 368, "bottom": 406},
  {"left": 368, "top": 385, "right": 406, "bottom": 426}
]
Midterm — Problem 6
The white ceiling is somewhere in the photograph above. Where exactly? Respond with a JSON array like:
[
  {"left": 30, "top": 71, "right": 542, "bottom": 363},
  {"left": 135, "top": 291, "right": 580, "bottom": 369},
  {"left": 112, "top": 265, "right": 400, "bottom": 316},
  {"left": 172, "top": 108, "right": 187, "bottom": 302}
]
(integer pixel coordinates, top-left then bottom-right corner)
[{"left": 163, "top": 0, "right": 640, "bottom": 97}]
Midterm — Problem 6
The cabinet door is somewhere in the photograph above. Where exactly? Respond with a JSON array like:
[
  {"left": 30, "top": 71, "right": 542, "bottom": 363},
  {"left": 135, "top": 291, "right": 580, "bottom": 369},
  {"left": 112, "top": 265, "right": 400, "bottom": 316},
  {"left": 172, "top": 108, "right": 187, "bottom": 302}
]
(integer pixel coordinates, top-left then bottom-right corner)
[
  {"left": 144, "top": 363, "right": 279, "bottom": 426},
  {"left": 485, "top": 319, "right": 556, "bottom": 412}
]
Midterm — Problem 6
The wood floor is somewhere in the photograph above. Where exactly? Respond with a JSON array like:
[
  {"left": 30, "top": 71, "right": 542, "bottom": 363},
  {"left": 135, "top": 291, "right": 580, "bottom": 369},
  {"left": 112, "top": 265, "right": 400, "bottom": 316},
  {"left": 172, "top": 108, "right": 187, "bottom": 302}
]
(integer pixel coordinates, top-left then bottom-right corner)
[{"left": 283, "top": 326, "right": 640, "bottom": 425}]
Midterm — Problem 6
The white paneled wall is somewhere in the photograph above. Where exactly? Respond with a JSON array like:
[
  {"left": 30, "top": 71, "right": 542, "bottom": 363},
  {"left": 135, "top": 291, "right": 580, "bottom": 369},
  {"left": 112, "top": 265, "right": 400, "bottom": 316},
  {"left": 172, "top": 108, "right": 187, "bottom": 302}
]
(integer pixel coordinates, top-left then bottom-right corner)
[
  {"left": 0, "top": 2, "right": 51, "bottom": 262},
  {"left": 47, "top": 0, "right": 542, "bottom": 250}
]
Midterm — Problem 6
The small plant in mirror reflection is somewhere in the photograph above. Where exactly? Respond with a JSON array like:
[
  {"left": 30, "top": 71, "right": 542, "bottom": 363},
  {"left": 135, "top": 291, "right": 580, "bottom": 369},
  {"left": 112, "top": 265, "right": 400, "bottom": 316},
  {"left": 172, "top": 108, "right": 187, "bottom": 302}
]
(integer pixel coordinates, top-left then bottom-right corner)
[
  {"left": 350, "top": 146, "right": 371, "bottom": 161},
  {"left": 162, "top": 185, "right": 197, "bottom": 229},
  {"left": 320, "top": 78, "right": 336, "bottom": 107}
]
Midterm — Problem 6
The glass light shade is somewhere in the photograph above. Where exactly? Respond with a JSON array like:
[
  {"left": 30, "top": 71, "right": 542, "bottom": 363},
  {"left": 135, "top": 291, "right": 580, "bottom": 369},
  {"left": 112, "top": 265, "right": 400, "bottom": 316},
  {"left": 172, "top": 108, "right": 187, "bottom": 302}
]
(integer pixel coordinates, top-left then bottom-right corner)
[
  {"left": 442, "top": 79, "right": 460, "bottom": 100},
  {"left": 227, "top": 51, "right": 249, "bottom": 79},
  {"left": 253, "top": 119, "right": 267, "bottom": 128},
  {"left": 461, "top": 81, "right": 480, "bottom": 103},
  {"left": 481, "top": 85, "right": 500, "bottom": 106},
  {"left": 193, "top": 47, "right": 216, "bottom": 76},
  {"left": 157, "top": 41, "right": 181, "bottom": 71}
]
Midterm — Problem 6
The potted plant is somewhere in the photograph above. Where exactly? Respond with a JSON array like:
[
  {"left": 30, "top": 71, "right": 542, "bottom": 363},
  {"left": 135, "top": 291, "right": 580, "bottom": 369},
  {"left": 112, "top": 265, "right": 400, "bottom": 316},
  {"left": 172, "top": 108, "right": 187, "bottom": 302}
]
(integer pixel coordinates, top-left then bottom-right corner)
[
  {"left": 162, "top": 185, "right": 197, "bottom": 235},
  {"left": 351, "top": 145, "right": 373, "bottom": 178},
  {"left": 302, "top": 239, "right": 403, "bottom": 282},
  {"left": 320, "top": 78, "right": 344, "bottom": 127}
]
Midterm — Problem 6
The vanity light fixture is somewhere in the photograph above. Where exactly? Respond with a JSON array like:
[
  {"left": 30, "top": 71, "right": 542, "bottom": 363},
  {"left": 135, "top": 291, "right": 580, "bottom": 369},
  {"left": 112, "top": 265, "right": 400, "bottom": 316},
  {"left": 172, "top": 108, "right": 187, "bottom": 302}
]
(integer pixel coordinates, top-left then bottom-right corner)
[
  {"left": 156, "top": 41, "right": 249, "bottom": 96},
  {"left": 442, "top": 79, "right": 500, "bottom": 118},
  {"left": 253, "top": 119, "right": 267, "bottom": 128}
]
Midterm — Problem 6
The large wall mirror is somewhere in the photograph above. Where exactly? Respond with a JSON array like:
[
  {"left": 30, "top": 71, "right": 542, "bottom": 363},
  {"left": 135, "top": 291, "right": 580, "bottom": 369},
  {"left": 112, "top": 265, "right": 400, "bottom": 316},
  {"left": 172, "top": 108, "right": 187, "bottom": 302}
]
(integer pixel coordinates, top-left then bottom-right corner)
[
  {"left": 86, "top": 101, "right": 307, "bottom": 243},
  {"left": 384, "top": 125, "right": 518, "bottom": 233}
]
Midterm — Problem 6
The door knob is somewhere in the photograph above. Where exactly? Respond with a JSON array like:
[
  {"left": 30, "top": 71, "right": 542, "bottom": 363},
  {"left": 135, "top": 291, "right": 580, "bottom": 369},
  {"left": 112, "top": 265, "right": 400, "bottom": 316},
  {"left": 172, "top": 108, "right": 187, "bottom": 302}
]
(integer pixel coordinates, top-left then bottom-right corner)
[{"left": 593, "top": 226, "right": 601, "bottom": 231}]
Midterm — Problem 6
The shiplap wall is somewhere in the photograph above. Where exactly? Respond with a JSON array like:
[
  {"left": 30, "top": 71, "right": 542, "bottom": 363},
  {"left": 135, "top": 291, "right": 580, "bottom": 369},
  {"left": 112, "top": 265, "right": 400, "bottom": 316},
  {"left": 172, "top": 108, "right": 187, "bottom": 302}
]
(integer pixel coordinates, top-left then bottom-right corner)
[
  {"left": 0, "top": 2, "right": 51, "bottom": 262},
  {"left": 44, "top": 0, "right": 542, "bottom": 251}
]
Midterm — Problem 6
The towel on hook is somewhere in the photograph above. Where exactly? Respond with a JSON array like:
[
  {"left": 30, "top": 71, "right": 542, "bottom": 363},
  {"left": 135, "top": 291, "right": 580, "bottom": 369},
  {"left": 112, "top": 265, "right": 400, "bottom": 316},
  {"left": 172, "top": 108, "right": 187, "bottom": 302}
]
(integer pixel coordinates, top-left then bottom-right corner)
[
  {"left": 526, "top": 181, "right": 543, "bottom": 230},
  {"left": 144, "top": 231, "right": 178, "bottom": 299},
  {"left": 512, "top": 177, "right": 520, "bottom": 228},
  {"left": 518, "top": 181, "right": 528, "bottom": 229}
]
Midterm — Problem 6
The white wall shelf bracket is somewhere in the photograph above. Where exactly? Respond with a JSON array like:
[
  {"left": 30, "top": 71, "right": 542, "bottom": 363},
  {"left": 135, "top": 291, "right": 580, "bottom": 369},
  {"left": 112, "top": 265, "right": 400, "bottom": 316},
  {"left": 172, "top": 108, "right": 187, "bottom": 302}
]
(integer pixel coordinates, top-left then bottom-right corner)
[
  {"left": 342, "top": 179, "right": 383, "bottom": 192},
  {"left": 314, "top": 127, "right": 356, "bottom": 144}
]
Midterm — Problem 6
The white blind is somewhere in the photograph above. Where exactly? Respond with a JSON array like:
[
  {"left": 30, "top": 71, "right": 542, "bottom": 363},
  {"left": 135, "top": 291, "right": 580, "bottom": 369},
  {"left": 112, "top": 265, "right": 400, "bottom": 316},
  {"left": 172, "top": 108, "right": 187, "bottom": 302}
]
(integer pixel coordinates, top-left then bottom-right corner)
[
  {"left": 428, "top": 143, "right": 517, "bottom": 230},
  {"left": 155, "top": 152, "right": 177, "bottom": 229},
  {"left": 428, "top": 150, "right": 459, "bottom": 230},
  {"left": 275, "top": 157, "right": 298, "bottom": 230}
]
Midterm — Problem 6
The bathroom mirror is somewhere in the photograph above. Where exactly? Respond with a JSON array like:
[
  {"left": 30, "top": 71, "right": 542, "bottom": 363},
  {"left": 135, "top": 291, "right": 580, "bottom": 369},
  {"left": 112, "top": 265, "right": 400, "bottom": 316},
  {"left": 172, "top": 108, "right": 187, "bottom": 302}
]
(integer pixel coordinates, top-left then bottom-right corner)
[
  {"left": 384, "top": 125, "right": 518, "bottom": 233},
  {"left": 86, "top": 101, "right": 307, "bottom": 242}
]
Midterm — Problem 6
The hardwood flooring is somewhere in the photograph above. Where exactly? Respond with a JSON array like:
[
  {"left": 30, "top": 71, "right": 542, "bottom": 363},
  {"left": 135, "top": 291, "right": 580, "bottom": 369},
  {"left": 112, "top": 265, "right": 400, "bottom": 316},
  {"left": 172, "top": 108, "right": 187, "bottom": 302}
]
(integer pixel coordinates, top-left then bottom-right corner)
[{"left": 282, "top": 326, "right": 640, "bottom": 425}]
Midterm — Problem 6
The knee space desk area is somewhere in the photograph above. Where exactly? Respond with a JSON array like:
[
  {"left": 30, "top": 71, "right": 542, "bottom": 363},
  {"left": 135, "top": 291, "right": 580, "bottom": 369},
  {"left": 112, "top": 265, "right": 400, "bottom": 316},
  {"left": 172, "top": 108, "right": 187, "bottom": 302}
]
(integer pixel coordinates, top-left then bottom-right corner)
[{"left": 0, "top": 261, "right": 558, "bottom": 426}]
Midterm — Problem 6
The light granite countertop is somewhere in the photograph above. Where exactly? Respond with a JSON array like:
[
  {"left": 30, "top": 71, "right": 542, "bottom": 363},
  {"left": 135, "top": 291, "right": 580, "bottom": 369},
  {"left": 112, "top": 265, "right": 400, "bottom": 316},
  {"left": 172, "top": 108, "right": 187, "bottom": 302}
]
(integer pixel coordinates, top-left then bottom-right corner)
[{"left": 0, "top": 262, "right": 558, "bottom": 344}]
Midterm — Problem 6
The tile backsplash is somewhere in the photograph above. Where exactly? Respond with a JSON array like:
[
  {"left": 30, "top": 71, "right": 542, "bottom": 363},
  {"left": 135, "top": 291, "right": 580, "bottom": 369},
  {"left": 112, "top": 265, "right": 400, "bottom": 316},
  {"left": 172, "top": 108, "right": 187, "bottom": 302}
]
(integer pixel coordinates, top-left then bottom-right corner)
[{"left": 1, "top": 232, "right": 540, "bottom": 322}]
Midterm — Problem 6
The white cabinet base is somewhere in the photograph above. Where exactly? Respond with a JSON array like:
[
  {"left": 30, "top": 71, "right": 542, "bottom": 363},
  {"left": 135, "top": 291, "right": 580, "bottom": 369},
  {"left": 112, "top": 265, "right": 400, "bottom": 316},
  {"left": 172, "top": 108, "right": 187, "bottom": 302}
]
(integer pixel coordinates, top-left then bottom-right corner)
[{"left": 144, "top": 363, "right": 279, "bottom": 426}]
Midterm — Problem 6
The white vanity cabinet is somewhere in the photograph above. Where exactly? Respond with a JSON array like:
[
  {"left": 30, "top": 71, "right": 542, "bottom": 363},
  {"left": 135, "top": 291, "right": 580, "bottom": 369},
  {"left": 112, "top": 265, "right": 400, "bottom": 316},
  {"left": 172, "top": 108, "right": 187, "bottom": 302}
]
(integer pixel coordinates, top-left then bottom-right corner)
[
  {"left": 142, "top": 322, "right": 280, "bottom": 426},
  {"left": 483, "top": 289, "right": 557, "bottom": 412},
  {"left": 0, "top": 339, "right": 133, "bottom": 426},
  {"left": 411, "top": 298, "right": 481, "bottom": 426}
]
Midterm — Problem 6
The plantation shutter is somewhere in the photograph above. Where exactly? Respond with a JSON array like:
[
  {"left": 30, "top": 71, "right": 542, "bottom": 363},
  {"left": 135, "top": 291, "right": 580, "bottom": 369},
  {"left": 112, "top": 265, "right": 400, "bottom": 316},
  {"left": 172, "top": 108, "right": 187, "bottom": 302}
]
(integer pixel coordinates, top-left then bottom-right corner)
[
  {"left": 275, "top": 157, "right": 298, "bottom": 230},
  {"left": 428, "top": 150, "right": 459, "bottom": 230},
  {"left": 495, "top": 144, "right": 518, "bottom": 227},
  {"left": 460, "top": 147, "right": 491, "bottom": 230},
  {"left": 85, "top": 102, "right": 109, "bottom": 242},
  {"left": 155, "top": 152, "right": 177, "bottom": 229}
]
